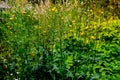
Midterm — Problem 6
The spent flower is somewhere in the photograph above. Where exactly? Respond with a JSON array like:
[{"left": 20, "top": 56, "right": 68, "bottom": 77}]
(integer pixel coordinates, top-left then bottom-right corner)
[{"left": 80, "top": 32, "right": 84, "bottom": 35}]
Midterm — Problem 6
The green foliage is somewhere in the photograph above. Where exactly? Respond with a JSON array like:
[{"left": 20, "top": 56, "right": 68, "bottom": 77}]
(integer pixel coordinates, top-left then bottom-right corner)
[{"left": 0, "top": 0, "right": 120, "bottom": 80}]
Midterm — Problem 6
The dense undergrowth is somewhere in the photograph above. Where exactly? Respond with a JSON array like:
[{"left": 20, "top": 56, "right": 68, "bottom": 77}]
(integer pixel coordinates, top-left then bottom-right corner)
[{"left": 0, "top": 0, "right": 120, "bottom": 80}]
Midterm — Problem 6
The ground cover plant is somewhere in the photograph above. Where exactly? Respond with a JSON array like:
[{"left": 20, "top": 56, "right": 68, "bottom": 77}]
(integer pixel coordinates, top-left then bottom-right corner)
[{"left": 0, "top": 0, "right": 120, "bottom": 80}]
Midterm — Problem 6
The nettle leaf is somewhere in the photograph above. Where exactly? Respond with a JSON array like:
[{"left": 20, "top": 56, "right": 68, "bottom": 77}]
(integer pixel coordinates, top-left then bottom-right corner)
[
  {"left": 90, "top": 73, "right": 100, "bottom": 80},
  {"left": 52, "top": 64, "right": 59, "bottom": 71},
  {"left": 66, "top": 70, "right": 74, "bottom": 78},
  {"left": 65, "top": 55, "right": 73, "bottom": 69}
]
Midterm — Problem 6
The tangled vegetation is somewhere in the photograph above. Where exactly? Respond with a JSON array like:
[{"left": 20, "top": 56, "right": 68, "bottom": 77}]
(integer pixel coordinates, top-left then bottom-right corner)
[{"left": 0, "top": 0, "right": 120, "bottom": 80}]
